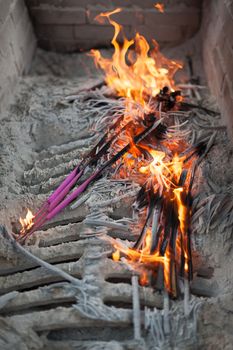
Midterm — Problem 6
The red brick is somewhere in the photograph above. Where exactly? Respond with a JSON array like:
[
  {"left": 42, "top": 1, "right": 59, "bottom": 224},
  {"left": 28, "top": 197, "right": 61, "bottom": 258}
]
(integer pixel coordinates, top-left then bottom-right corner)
[
  {"left": 26, "top": 0, "right": 106, "bottom": 7},
  {"left": 145, "top": 8, "right": 200, "bottom": 27},
  {"left": 38, "top": 38, "right": 78, "bottom": 52},
  {"left": 30, "top": 6, "right": 86, "bottom": 24},
  {"left": 120, "top": 0, "right": 156, "bottom": 7},
  {"left": 74, "top": 24, "right": 120, "bottom": 41},
  {"left": 136, "top": 24, "right": 183, "bottom": 44},
  {"left": 35, "top": 23, "right": 74, "bottom": 40}
]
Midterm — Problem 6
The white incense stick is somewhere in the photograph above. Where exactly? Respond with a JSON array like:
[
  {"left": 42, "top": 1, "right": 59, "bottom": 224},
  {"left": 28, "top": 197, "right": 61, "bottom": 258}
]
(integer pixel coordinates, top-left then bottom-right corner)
[
  {"left": 184, "top": 278, "right": 190, "bottom": 317},
  {"left": 163, "top": 289, "right": 170, "bottom": 335},
  {"left": 132, "top": 274, "right": 141, "bottom": 340}
]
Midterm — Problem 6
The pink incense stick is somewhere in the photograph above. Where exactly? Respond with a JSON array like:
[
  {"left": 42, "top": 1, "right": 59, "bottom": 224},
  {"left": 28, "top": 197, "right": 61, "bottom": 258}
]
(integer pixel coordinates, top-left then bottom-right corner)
[
  {"left": 33, "top": 166, "right": 81, "bottom": 222},
  {"left": 48, "top": 166, "right": 80, "bottom": 204},
  {"left": 48, "top": 169, "right": 84, "bottom": 212},
  {"left": 31, "top": 170, "right": 84, "bottom": 232},
  {"left": 46, "top": 171, "right": 99, "bottom": 221},
  {"left": 34, "top": 202, "right": 48, "bottom": 219}
]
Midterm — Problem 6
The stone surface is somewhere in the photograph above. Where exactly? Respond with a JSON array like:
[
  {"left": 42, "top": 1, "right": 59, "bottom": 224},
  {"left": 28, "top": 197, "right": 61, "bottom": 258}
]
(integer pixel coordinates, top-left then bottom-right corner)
[
  {"left": 202, "top": 0, "right": 233, "bottom": 141},
  {"left": 0, "top": 0, "right": 36, "bottom": 115}
]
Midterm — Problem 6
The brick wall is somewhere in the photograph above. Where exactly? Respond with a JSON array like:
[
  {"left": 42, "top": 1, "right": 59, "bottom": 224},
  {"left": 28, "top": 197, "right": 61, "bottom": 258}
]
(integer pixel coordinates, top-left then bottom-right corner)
[
  {"left": 25, "top": 0, "right": 202, "bottom": 53},
  {"left": 0, "top": 0, "right": 36, "bottom": 114},
  {"left": 202, "top": 0, "right": 233, "bottom": 139}
]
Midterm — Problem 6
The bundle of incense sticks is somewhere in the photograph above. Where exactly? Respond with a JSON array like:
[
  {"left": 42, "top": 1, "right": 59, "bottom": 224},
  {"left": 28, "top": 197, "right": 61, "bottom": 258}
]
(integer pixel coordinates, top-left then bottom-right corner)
[
  {"left": 110, "top": 140, "right": 208, "bottom": 297},
  {"left": 19, "top": 113, "right": 164, "bottom": 242}
]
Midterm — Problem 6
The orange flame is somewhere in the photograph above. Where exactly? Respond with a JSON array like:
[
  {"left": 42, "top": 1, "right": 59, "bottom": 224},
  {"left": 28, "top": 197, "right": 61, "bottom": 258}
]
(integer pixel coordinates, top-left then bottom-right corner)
[
  {"left": 139, "top": 149, "right": 184, "bottom": 193},
  {"left": 173, "top": 187, "right": 189, "bottom": 273},
  {"left": 90, "top": 8, "right": 182, "bottom": 106},
  {"left": 154, "top": 3, "right": 165, "bottom": 13},
  {"left": 89, "top": 8, "right": 194, "bottom": 294},
  {"left": 112, "top": 249, "right": 120, "bottom": 261},
  {"left": 19, "top": 209, "right": 34, "bottom": 235}
]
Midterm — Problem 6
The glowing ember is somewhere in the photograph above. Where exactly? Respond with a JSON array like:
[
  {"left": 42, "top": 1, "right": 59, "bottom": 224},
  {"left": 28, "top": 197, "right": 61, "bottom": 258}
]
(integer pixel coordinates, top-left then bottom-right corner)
[
  {"left": 90, "top": 8, "right": 182, "bottom": 106},
  {"left": 19, "top": 209, "right": 34, "bottom": 235},
  {"left": 154, "top": 3, "right": 165, "bottom": 13}
]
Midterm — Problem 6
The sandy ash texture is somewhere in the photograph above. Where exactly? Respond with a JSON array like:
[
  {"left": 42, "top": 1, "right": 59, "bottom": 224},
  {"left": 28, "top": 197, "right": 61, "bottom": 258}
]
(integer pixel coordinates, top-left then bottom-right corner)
[{"left": 0, "top": 35, "right": 233, "bottom": 350}]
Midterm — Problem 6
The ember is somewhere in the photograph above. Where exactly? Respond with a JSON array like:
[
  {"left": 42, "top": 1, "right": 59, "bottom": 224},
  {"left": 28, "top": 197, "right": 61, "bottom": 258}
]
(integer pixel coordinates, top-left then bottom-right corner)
[
  {"left": 154, "top": 3, "right": 165, "bottom": 13},
  {"left": 19, "top": 8, "right": 208, "bottom": 299}
]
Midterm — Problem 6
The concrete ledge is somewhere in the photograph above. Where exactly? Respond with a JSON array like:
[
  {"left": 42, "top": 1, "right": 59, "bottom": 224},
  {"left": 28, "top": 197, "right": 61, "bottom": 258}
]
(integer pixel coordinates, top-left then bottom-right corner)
[{"left": 0, "top": 0, "right": 36, "bottom": 115}]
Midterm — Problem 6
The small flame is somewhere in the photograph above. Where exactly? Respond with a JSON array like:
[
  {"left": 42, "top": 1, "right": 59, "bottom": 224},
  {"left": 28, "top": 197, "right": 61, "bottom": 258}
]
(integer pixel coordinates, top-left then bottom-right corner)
[
  {"left": 19, "top": 209, "right": 34, "bottom": 235},
  {"left": 112, "top": 249, "right": 120, "bottom": 261},
  {"left": 140, "top": 270, "right": 149, "bottom": 285},
  {"left": 154, "top": 3, "right": 165, "bottom": 13}
]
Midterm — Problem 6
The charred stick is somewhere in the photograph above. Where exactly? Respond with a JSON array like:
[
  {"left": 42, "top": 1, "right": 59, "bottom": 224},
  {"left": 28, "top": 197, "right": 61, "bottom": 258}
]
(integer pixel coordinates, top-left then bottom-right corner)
[
  {"left": 133, "top": 190, "right": 155, "bottom": 250},
  {"left": 88, "top": 119, "right": 134, "bottom": 167},
  {"left": 169, "top": 254, "right": 178, "bottom": 298},
  {"left": 150, "top": 198, "right": 162, "bottom": 254},
  {"left": 134, "top": 207, "right": 152, "bottom": 250},
  {"left": 135, "top": 185, "right": 148, "bottom": 210},
  {"left": 186, "top": 55, "right": 194, "bottom": 79},
  {"left": 81, "top": 114, "right": 125, "bottom": 166},
  {"left": 99, "top": 117, "right": 164, "bottom": 173},
  {"left": 180, "top": 101, "right": 218, "bottom": 115},
  {"left": 186, "top": 228, "right": 193, "bottom": 281},
  {"left": 159, "top": 201, "right": 174, "bottom": 256}
]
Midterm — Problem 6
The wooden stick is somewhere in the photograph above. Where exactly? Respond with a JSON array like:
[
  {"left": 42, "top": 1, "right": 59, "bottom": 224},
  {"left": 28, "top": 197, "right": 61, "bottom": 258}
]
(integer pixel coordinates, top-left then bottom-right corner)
[{"left": 132, "top": 274, "right": 141, "bottom": 340}]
